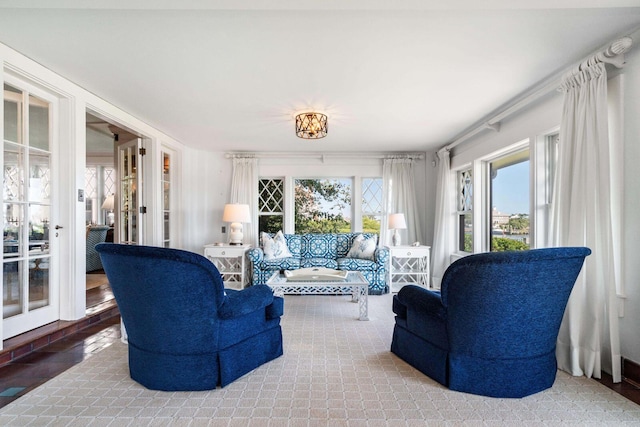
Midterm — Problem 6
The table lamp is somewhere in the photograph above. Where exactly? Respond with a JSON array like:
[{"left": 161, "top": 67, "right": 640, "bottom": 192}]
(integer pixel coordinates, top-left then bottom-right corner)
[
  {"left": 223, "top": 203, "right": 251, "bottom": 245},
  {"left": 388, "top": 213, "right": 407, "bottom": 246},
  {"left": 101, "top": 194, "right": 115, "bottom": 226}
]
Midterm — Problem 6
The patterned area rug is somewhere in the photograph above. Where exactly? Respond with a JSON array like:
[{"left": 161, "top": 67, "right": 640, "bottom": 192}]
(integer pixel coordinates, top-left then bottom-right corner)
[{"left": 1, "top": 292, "right": 639, "bottom": 426}]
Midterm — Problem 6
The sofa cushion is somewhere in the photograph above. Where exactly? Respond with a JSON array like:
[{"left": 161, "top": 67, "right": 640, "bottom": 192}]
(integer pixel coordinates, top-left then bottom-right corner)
[
  {"left": 284, "top": 234, "right": 302, "bottom": 258},
  {"left": 301, "top": 234, "right": 337, "bottom": 259},
  {"left": 262, "top": 231, "right": 293, "bottom": 260},
  {"left": 259, "top": 257, "right": 300, "bottom": 270},
  {"left": 346, "top": 234, "right": 377, "bottom": 260},
  {"left": 337, "top": 257, "right": 376, "bottom": 271},
  {"left": 300, "top": 258, "right": 338, "bottom": 269}
]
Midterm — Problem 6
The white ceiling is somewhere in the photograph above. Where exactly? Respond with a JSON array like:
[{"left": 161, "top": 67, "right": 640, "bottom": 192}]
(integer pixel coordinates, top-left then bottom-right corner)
[{"left": 1, "top": 1, "right": 640, "bottom": 153}]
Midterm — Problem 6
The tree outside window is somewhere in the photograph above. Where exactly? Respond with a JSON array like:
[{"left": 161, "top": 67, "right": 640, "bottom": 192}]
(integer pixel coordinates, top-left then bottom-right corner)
[{"left": 294, "top": 179, "right": 351, "bottom": 233}]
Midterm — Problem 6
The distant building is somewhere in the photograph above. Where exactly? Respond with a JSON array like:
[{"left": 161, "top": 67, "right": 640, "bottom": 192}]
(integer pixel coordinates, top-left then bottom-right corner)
[{"left": 492, "top": 207, "right": 510, "bottom": 226}]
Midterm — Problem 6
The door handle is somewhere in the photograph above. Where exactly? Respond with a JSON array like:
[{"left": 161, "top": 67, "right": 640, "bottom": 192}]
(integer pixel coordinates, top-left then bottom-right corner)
[{"left": 55, "top": 225, "right": 64, "bottom": 230}]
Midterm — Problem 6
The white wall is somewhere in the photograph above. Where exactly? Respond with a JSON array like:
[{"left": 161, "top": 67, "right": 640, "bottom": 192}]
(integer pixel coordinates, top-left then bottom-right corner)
[
  {"left": 180, "top": 150, "right": 232, "bottom": 254},
  {"left": 450, "top": 92, "right": 562, "bottom": 170},
  {"left": 449, "top": 49, "right": 640, "bottom": 366},
  {"left": 180, "top": 152, "right": 433, "bottom": 254}
]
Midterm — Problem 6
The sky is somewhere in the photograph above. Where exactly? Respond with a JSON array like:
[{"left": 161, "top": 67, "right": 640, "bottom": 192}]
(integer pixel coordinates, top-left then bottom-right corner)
[{"left": 492, "top": 160, "right": 529, "bottom": 215}]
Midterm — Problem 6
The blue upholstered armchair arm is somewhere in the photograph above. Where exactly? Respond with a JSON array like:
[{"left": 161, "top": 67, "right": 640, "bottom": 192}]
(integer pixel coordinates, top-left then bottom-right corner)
[
  {"left": 374, "top": 246, "right": 389, "bottom": 267},
  {"left": 247, "top": 248, "right": 263, "bottom": 263},
  {"left": 396, "top": 285, "right": 446, "bottom": 319},
  {"left": 218, "top": 285, "right": 274, "bottom": 319}
]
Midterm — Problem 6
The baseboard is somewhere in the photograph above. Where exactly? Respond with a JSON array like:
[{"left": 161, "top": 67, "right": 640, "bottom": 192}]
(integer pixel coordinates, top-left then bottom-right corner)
[{"left": 623, "top": 357, "right": 640, "bottom": 387}]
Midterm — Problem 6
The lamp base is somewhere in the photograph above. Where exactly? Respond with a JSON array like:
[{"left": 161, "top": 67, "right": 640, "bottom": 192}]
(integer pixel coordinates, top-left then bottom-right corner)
[
  {"left": 392, "top": 229, "right": 401, "bottom": 246},
  {"left": 228, "top": 222, "right": 244, "bottom": 245}
]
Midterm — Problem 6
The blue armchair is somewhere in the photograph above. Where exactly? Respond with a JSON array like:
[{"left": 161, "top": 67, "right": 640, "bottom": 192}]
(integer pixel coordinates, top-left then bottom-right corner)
[
  {"left": 391, "top": 247, "right": 591, "bottom": 398},
  {"left": 96, "top": 243, "right": 284, "bottom": 391}
]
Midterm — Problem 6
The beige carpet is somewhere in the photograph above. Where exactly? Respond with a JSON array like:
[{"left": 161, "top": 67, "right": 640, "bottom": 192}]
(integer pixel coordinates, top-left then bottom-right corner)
[
  {"left": 1, "top": 293, "right": 639, "bottom": 426},
  {"left": 85, "top": 273, "right": 109, "bottom": 290}
]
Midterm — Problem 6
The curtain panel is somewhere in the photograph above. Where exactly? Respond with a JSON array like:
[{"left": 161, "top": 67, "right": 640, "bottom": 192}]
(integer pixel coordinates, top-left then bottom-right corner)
[
  {"left": 381, "top": 158, "right": 422, "bottom": 247},
  {"left": 430, "top": 149, "right": 454, "bottom": 289},
  {"left": 229, "top": 157, "right": 259, "bottom": 247},
  {"left": 552, "top": 61, "right": 621, "bottom": 382}
]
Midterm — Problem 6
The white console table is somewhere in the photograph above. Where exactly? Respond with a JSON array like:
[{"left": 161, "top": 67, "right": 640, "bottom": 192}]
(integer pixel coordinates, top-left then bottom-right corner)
[
  {"left": 387, "top": 245, "right": 431, "bottom": 292},
  {"left": 204, "top": 244, "right": 250, "bottom": 289}
]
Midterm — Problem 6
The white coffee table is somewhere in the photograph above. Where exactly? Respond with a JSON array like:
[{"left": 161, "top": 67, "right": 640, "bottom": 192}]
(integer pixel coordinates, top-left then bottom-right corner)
[{"left": 266, "top": 270, "right": 369, "bottom": 321}]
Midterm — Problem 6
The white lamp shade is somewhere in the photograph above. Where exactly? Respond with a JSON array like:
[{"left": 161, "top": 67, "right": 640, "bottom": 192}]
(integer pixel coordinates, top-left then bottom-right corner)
[
  {"left": 101, "top": 194, "right": 115, "bottom": 211},
  {"left": 388, "top": 213, "right": 407, "bottom": 230},
  {"left": 222, "top": 203, "right": 251, "bottom": 223}
]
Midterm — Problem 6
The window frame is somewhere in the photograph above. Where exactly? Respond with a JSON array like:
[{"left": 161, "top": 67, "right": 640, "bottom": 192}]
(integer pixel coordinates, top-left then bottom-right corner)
[
  {"left": 258, "top": 175, "right": 383, "bottom": 235},
  {"left": 293, "top": 177, "right": 353, "bottom": 234},
  {"left": 361, "top": 177, "right": 383, "bottom": 234},
  {"left": 258, "top": 177, "right": 285, "bottom": 235},
  {"left": 453, "top": 138, "right": 541, "bottom": 255},
  {"left": 486, "top": 146, "right": 531, "bottom": 252},
  {"left": 456, "top": 168, "right": 474, "bottom": 253}
]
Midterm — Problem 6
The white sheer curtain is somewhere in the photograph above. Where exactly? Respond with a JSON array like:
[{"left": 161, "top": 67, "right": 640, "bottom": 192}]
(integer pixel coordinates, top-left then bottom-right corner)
[
  {"left": 430, "top": 149, "right": 454, "bottom": 289},
  {"left": 381, "top": 158, "right": 422, "bottom": 247},
  {"left": 551, "top": 61, "right": 621, "bottom": 382},
  {"left": 229, "top": 157, "right": 259, "bottom": 247}
]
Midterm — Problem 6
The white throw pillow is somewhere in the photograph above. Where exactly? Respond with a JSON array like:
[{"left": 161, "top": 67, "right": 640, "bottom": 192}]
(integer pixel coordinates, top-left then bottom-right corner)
[
  {"left": 262, "top": 231, "right": 293, "bottom": 260},
  {"left": 346, "top": 234, "right": 377, "bottom": 260}
]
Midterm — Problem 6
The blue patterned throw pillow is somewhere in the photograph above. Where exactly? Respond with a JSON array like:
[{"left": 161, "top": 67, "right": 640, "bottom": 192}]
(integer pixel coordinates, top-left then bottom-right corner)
[
  {"left": 262, "top": 231, "right": 293, "bottom": 260},
  {"left": 346, "top": 234, "right": 377, "bottom": 260}
]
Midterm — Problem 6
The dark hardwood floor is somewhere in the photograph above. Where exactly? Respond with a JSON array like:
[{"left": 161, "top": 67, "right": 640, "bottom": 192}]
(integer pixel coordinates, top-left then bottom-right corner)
[
  {"left": 0, "top": 284, "right": 121, "bottom": 407},
  {"left": 595, "top": 372, "right": 640, "bottom": 406}
]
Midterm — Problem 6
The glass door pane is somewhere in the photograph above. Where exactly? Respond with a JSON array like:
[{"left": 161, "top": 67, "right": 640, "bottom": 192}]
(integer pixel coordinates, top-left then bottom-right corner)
[
  {"left": 3, "top": 85, "right": 25, "bottom": 319},
  {"left": 3, "top": 84, "right": 55, "bottom": 332},
  {"left": 162, "top": 152, "right": 170, "bottom": 247},
  {"left": 117, "top": 139, "right": 143, "bottom": 245}
]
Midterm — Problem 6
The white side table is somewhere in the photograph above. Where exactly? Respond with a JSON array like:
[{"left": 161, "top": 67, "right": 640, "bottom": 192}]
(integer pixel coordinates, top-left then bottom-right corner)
[
  {"left": 387, "top": 245, "right": 431, "bottom": 293},
  {"left": 204, "top": 244, "right": 251, "bottom": 289}
]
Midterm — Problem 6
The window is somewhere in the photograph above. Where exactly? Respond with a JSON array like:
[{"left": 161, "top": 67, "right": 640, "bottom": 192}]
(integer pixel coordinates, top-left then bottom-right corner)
[
  {"left": 258, "top": 178, "right": 284, "bottom": 234},
  {"left": 457, "top": 169, "right": 473, "bottom": 252},
  {"left": 361, "top": 178, "right": 382, "bottom": 233},
  {"left": 294, "top": 178, "right": 352, "bottom": 233},
  {"left": 489, "top": 149, "right": 530, "bottom": 251},
  {"left": 84, "top": 166, "right": 115, "bottom": 225},
  {"left": 85, "top": 167, "right": 97, "bottom": 223}
]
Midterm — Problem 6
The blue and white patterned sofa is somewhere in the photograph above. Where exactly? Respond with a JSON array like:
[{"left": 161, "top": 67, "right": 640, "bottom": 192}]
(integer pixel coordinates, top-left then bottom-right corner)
[{"left": 247, "top": 233, "right": 389, "bottom": 294}]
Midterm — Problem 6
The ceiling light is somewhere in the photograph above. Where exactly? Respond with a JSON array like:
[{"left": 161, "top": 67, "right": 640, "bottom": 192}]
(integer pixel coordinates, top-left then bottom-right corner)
[{"left": 295, "top": 112, "right": 328, "bottom": 139}]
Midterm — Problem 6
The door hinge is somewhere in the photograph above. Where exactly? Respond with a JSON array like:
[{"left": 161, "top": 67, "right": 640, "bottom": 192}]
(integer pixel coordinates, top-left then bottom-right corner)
[
  {"left": 140, "top": 206, "right": 147, "bottom": 214},
  {"left": 139, "top": 147, "right": 146, "bottom": 156}
]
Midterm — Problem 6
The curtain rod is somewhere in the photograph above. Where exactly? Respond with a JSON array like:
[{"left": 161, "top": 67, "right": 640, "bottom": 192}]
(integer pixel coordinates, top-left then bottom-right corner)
[
  {"left": 224, "top": 152, "right": 425, "bottom": 160},
  {"left": 442, "top": 34, "right": 634, "bottom": 152}
]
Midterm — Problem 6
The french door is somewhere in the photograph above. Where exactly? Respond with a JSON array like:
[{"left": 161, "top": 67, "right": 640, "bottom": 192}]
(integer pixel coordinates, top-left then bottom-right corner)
[
  {"left": 116, "top": 138, "right": 144, "bottom": 245},
  {"left": 2, "top": 82, "right": 59, "bottom": 338}
]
